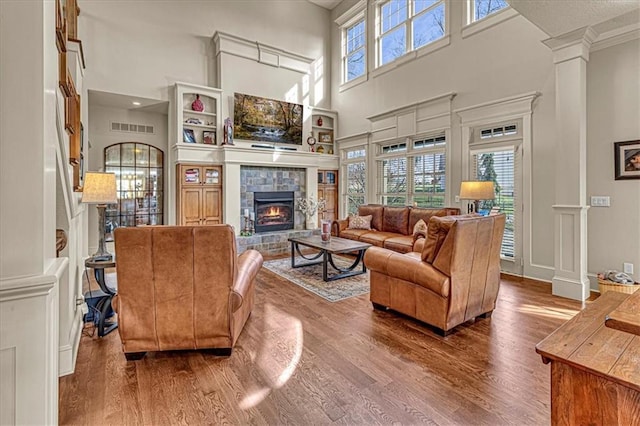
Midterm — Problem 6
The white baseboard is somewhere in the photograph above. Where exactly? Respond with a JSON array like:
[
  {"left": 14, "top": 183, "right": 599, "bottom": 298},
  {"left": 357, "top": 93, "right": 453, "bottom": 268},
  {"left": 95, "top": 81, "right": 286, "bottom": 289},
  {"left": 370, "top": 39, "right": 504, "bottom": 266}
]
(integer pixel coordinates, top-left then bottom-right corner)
[
  {"left": 552, "top": 276, "right": 590, "bottom": 301},
  {"left": 58, "top": 311, "right": 83, "bottom": 376}
]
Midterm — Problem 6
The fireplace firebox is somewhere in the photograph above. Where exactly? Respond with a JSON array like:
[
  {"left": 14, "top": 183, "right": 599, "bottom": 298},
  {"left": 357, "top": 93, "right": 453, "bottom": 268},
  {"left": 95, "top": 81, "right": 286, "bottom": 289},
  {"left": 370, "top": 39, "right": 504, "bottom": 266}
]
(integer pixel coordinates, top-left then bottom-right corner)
[{"left": 254, "top": 191, "right": 294, "bottom": 233}]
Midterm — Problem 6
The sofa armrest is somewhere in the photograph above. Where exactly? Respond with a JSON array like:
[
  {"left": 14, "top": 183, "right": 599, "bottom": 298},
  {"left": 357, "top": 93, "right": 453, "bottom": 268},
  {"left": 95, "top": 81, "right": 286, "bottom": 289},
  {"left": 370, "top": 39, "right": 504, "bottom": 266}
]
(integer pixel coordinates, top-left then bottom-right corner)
[
  {"left": 230, "top": 249, "right": 263, "bottom": 312},
  {"left": 332, "top": 219, "right": 348, "bottom": 236},
  {"left": 413, "top": 231, "right": 426, "bottom": 244},
  {"left": 364, "top": 246, "right": 450, "bottom": 297}
]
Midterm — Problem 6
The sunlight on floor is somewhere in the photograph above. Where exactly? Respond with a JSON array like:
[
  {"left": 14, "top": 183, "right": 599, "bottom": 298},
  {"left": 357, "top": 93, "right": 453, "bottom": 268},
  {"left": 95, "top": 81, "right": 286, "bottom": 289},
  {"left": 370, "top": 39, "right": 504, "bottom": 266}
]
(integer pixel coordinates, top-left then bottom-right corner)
[
  {"left": 239, "top": 303, "right": 304, "bottom": 410},
  {"left": 517, "top": 303, "right": 580, "bottom": 320}
]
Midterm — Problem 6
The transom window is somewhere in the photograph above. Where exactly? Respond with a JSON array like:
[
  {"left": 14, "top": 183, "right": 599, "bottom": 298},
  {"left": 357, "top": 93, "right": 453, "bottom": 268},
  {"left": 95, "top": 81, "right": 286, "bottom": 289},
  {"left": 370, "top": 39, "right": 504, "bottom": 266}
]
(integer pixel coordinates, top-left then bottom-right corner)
[
  {"left": 377, "top": 0, "right": 446, "bottom": 67},
  {"left": 471, "top": 0, "right": 508, "bottom": 22},
  {"left": 343, "top": 17, "right": 366, "bottom": 83}
]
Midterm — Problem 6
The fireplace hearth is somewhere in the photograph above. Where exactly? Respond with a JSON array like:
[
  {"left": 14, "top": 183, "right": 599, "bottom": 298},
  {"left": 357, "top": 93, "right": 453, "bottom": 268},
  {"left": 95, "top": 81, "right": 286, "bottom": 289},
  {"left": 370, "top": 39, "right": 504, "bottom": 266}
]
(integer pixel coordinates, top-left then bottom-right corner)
[{"left": 254, "top": 191, "right": 294, "bottom": 233}]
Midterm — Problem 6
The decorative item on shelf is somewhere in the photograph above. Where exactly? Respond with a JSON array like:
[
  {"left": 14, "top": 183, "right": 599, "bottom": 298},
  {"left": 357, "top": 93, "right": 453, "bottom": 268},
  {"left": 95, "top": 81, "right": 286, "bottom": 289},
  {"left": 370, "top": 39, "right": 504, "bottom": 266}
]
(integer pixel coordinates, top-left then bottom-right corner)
[
  {"left": 306, "top": 132, "right": 316, "bottom": 152},
  {"left": 317, "top": 116, "right": 323, "bottom": 127},
  {"left": 81, "top": 172, "right": 118, "bottom": 261},
  {"left": 328, "top": 147, "right": 334, "bottom": 155},
  {"left": 459, "top": 180, "right": 495, "bottom": 213},
  {"left": 191, "top": 94, "right": 204, "bottom": 112},
  {"left": 183, "top": 128, "right": 196, "bottom": 143},
  {"left": 319, "top": 131, "right": 333, "bottom": 144},
  {"left": 203, "top": 131, "right": 215, "bottom": 145},
  {"left": 185, "top": 117, "right": 203, "bottom": 125},
  {"left": 316, "top": 145, "right": 325, "bottom": 154},
  {"left": 296, "top": 197, "right": 326, "bottom": 228},
  {"left": 223, "top": 117, "right": 234, "bottom": 145}
]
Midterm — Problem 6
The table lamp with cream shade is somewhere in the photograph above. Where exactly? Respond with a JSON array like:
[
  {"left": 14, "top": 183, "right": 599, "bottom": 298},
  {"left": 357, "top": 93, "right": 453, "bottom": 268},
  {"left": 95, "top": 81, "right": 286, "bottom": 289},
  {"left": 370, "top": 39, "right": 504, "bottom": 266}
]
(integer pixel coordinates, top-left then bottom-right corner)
[
  {"left": 82, "top": 172, "right": 117, "bottom": 261},
  {"left": 460, "top": 180, "right": 495, "bottom": 214}
]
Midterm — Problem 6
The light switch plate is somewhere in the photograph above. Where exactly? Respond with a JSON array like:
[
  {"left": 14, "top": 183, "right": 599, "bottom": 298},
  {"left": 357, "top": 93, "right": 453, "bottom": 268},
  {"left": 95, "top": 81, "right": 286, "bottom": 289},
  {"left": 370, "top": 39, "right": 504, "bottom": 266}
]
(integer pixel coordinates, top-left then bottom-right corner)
[
  {"left": 623, "top": 262, "right": 634, "bottom": 274},
  {"left": 590, "top": 196, "right": 610, "bottom": 207},
  {"left": 455, "top": 195, "right": 460, "bottom": 203}
]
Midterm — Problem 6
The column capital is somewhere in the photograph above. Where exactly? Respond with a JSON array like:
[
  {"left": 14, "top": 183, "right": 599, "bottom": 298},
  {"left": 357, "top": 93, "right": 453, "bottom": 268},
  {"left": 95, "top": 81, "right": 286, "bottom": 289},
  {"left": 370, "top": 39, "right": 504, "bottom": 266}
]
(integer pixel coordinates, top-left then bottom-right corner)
[{"left": 543, "top": 26, "right": 598, "bottom": 64}]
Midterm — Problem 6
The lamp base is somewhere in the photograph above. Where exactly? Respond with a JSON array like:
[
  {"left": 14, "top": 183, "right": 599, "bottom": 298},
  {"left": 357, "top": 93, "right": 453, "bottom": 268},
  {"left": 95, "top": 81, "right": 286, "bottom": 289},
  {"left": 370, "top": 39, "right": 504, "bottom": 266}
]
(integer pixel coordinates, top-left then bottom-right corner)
[{"left": 94, "top": 204, "right": 113, "bottom": 261}]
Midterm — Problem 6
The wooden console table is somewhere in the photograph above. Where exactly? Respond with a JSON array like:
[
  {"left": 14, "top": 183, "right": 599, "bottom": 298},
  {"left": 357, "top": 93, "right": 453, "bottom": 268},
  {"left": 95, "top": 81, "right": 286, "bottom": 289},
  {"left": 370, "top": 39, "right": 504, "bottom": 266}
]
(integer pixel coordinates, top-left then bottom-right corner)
[{"left": 536, "top": 291, "right": 640, "bottom": 425}]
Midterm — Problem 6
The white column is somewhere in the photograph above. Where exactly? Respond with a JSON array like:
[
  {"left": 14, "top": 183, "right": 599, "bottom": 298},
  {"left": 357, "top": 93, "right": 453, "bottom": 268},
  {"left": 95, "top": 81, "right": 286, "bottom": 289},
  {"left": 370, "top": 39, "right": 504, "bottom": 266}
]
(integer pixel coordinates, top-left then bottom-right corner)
[
  {"left": 544, "top": 29, "right": 596, "bottom": 301},
  {"left": 0, "top": 0, "right": 61, "bottom": 424},
  {"left": 224, "top": 163, "right": 242, "bottom": 233},
  {"left": 306, "top": 166, "right": 319, "bottom": 229}
]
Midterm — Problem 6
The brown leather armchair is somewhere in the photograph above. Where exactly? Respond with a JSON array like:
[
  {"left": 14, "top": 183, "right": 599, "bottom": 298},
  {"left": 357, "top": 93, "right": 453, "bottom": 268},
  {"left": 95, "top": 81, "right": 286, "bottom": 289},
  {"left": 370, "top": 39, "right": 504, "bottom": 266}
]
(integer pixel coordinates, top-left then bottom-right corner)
[
  {"left": 113, "top": 225, "right": 263, "bottom": 360},
  {"left": 364, "top": 214, "right": 506, "bottom": 336}
]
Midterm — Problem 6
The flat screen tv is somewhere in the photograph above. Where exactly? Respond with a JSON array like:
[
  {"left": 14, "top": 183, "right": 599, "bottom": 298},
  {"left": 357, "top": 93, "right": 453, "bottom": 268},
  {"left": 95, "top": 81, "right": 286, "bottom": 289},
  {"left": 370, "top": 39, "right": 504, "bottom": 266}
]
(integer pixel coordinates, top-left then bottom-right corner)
[{"left": 233, "top": 93, "right": 303, "bottom": 145}]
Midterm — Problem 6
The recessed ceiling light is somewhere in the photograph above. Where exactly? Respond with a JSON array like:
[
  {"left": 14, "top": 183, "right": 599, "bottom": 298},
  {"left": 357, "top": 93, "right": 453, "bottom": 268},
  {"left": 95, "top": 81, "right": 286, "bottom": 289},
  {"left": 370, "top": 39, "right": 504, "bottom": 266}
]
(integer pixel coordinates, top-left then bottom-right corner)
[{"left": 132, "top": 101, "right": 141, "bottom": 106}]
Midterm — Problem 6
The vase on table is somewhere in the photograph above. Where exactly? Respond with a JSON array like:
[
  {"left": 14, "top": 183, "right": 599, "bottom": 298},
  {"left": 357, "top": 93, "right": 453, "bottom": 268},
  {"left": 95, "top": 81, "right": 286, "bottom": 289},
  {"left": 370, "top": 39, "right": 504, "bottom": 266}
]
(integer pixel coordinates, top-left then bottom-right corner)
[{"left": 321, "top": 219, "right": 331, "bottom": 243}]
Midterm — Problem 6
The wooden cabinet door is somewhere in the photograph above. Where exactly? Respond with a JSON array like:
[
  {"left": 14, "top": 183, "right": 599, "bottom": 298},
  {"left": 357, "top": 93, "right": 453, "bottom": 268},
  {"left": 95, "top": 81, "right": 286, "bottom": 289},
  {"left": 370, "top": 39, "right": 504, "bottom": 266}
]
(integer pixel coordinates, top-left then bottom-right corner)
[
  {"left": 202, "top": 187, "right": 222, "bottom": 225},
  {"left": 181, "top": 188, "right": 202, "bottom": 225},
  {"left": 180, "top": 165, "right": 202, "bottom": 185}
]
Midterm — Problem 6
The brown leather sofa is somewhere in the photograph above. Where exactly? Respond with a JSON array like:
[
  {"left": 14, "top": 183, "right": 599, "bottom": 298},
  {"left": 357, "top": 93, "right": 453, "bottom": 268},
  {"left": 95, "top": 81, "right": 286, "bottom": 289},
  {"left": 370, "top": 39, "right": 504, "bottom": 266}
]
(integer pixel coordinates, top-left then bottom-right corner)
[
  {"left": 332, "top": 205, "right": 460, "bottom": 253},
  {"left": 364, "top": 214, "right": 506, "bottom": 336},
  {"left": 113, "top": 225, "right": 263, "bottom": 360}
]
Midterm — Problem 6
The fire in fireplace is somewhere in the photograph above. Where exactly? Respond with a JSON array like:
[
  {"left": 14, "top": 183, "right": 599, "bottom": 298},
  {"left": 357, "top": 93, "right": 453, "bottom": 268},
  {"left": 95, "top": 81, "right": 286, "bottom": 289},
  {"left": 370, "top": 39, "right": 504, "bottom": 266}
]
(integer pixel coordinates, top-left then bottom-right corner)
[{"left": 254, "top": 191, "right": 294, "bottom": 233}]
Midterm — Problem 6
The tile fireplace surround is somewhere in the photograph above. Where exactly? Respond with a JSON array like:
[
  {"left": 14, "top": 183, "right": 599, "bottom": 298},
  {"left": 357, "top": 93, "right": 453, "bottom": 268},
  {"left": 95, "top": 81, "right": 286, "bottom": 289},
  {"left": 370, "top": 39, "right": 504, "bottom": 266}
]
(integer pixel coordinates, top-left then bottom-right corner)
[{"left": 238, "top": 165, "right": 314, "bottom": 255}]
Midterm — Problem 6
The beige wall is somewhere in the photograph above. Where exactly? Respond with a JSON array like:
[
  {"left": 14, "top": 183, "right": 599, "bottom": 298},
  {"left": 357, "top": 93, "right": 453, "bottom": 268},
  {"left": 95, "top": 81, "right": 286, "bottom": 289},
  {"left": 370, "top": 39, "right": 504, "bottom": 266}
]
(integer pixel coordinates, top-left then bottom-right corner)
[
  {"left": 587, "top": 39, "right": 640, "bottom": 283},
  {"left": 80, "top": 0, "right": 331, "bottom": 103}
]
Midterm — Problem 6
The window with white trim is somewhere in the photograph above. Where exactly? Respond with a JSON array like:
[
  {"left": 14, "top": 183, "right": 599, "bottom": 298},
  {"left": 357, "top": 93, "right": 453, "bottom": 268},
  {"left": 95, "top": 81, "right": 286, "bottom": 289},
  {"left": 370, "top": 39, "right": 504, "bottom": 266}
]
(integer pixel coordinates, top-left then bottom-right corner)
[
  {"left": 342, "top": 16, "right": 366, "bottom": 83},
  {"left": 377, "top": 133, "right": 447, "bottom": 207},
  {"left": 471, "top": 0, "right": 508, "bottom": 22},
  {"left": 469, "top": 121, "right": 522, "bottom": 260},
  {"left": 377, "top": 0, "right": 446, "bottom": 67},
  {"left": 343, "top": 147, "right": 367, "bottom": 215}
]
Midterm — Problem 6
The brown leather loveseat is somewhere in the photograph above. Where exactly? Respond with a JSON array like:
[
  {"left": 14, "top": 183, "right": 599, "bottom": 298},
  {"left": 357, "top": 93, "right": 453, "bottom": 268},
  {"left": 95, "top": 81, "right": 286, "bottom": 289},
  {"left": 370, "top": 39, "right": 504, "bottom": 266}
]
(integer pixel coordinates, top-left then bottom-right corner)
[
  {"left": 332, "top": 205, "right": 460, "bottom": 253},
  {"left": 364, "top": 214, "right": 506, "bottom": 336},
  {"left": 113, "top": 225, "right": 263, "bottom": 360}
]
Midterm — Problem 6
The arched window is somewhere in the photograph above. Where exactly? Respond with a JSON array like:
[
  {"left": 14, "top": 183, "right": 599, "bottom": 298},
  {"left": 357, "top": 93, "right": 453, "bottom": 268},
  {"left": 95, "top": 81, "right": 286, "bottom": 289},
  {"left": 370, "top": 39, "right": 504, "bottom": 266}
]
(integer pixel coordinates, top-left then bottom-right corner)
[{"left": 104, "top": 143, "right": 164, "bottom": 227}]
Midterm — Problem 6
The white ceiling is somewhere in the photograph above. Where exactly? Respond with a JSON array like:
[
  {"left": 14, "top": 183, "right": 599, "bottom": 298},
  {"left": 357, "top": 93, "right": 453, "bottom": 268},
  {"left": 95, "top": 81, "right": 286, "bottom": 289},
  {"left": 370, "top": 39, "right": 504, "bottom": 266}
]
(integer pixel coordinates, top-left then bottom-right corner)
[
  {"left": 307, "top": 0, "right": 342, "bottom": 10},
  {"left": 508, "top": 0, "right": 640, "bottom": 38},
  {"left": 89, "top": 90, "right": 169, "bottom": 115}
]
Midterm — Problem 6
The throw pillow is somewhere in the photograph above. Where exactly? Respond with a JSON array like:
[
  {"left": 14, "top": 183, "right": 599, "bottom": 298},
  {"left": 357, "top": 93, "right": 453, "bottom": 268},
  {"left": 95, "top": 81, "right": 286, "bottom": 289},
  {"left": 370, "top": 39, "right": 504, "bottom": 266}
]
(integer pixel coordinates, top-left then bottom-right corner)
[
  {"left": 348, "top": 215, "right": 372, "bottom": 230},
  {"left": 413, "top": 219, "right": 428, "bottom": 236}
]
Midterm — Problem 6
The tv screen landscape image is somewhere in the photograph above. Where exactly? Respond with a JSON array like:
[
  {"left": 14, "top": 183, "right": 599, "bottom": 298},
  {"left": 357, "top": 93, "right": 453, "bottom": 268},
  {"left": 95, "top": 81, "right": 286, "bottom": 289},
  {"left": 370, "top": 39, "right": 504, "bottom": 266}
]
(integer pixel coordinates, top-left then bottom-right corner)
[{"left": 233, "top": 93, "right": 303, "bottom": 145}]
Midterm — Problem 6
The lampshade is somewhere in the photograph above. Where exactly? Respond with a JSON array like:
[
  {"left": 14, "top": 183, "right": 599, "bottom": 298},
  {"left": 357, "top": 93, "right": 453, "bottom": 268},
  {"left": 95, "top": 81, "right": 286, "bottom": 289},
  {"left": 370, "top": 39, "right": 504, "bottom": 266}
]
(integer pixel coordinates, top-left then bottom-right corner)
[
  {"left": 460, "top": 181, "right": 495, "bottom": 200},
  {"left": 81, "top": 172, "right": 117, "bottom": 204}
]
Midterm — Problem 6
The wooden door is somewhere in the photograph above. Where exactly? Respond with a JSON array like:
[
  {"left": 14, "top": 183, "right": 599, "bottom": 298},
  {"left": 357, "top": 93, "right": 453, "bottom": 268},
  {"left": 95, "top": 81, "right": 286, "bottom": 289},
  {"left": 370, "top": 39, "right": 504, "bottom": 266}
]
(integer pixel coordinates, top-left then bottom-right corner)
[
  {"left": 322, "top": 186, "right": 338, "bottom": 222},
  {"left": 202, "top": 187, "right": 222, "bottom": 225},
  {"left": 181, "top": 188, "right": 202, "bottom": 226}
]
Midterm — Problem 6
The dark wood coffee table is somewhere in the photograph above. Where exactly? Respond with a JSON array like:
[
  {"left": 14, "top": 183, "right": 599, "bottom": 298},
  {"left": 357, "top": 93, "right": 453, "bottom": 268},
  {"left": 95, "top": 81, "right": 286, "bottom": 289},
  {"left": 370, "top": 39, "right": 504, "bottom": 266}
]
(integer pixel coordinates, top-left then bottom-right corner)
[{"left": 288, "top": 235, "right": 372, "bottom": 282}]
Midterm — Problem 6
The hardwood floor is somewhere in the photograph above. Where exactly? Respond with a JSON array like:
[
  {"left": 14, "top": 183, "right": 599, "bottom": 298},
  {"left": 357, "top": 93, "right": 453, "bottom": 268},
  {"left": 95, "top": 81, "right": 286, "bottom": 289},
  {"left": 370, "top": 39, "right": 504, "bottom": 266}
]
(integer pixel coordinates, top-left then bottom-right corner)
[{"left": 60, "top": 266, "right": 586, "bottom": 425}]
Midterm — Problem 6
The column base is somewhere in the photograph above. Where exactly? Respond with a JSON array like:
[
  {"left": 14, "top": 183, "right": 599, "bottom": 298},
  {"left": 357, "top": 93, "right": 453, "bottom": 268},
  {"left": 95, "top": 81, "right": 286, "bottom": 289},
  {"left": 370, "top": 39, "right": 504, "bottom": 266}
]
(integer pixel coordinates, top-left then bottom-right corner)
[{"left": 552, "top": 275, "right": 590, "bottom": 301}]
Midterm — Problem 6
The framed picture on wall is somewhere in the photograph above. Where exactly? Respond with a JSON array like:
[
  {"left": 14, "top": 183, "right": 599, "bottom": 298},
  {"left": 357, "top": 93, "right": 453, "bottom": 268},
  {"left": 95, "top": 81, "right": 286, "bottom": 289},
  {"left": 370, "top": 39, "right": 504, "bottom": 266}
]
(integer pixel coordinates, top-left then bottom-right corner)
[
  {"left": 319, "top": 131, "right": 333, "bottom": 144},
  {"left": 614, "top": 140, "right": 640, "bottom": 180}
]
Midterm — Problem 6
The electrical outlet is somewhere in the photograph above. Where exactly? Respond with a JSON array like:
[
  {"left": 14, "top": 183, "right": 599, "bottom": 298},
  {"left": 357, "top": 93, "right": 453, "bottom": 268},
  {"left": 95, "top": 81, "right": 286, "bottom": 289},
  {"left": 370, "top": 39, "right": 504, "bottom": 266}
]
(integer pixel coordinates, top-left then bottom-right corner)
[{"left": 623, "top": 262, "right": 634, "bottom": 275}]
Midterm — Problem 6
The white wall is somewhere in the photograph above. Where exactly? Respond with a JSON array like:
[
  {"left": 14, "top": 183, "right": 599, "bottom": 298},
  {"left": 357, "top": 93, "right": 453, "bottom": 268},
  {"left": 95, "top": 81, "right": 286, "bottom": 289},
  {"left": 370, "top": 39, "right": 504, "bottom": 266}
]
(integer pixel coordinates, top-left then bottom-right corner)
[
  {"left": 331, "top": 0, "right": 557, "bottom": 279},
  {"left": 587, "top": 39, "right": 640, "bottom": 283},
  {"left": 87, "top": 105, "right": 168, "bottom": 253},
  {"left": 80, "top": 0, "right": 331, "bottom": 103}
]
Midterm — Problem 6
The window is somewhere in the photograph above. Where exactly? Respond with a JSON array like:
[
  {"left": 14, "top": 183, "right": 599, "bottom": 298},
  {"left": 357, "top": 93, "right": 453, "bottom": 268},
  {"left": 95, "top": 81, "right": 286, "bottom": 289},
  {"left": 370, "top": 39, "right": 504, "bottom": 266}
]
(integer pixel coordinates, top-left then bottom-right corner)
[
  {"left": 377, "top": 0, "right": 445, "bottom": 67},
  {"left": 343, "top": 17, "right": 366, "bottom": 83},
  {"left": 472, "top": 0, "right": 508, "bottom": 22},
  {"left": 377, "top": 133, "right": 447, "bottom": 207},
  {"left": 104, "top": 143, "right": 164, "bottom": 228},
  {"left": 344, "top": 147, "right": 367, "bottom": 215},
  {"left": 471, "top": 148, "right": 517, "bottom": 258},
  {"left": 380, "top": 157, "right": 407, "bottom": 205}
]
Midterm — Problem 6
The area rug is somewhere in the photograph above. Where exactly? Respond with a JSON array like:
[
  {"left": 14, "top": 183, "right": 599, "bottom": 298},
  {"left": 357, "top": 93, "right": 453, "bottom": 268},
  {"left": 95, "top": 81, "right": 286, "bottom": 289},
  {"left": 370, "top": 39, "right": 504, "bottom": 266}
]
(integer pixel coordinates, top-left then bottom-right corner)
[{"left": 262, "top": 256, "right": 370, "bottom": 302}]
